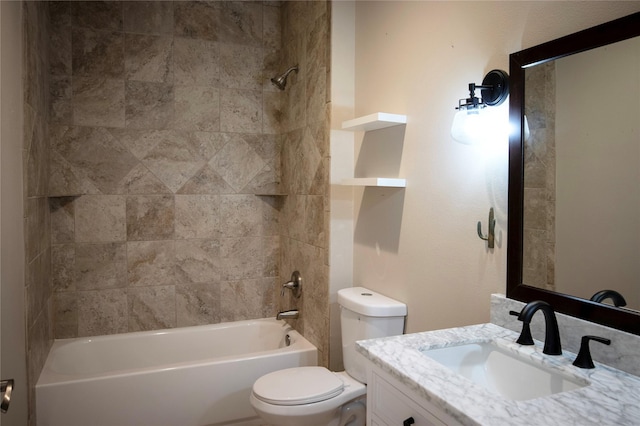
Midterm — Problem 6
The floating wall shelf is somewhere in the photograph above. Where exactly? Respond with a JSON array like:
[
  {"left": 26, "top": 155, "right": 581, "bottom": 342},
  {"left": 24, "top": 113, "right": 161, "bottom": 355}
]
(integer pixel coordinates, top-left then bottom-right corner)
[
  {"left": 340, "top": 112, "right": 407, "bottom": 187},
  {"left": 340, "top": 178, "right": 406, "bottom": 188},
  {"left": 341, "top": 112, "right": 407, "bottom": 132}
]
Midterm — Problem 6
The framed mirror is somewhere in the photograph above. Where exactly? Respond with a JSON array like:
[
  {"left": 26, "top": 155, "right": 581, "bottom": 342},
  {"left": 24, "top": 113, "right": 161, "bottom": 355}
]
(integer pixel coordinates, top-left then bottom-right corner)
[{"left": 507, "top": 12, "right": 640, "bottom": 335}]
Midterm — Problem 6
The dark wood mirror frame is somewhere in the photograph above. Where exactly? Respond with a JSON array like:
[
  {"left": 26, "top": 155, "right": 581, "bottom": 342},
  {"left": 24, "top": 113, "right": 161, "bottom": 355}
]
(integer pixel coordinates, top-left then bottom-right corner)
[{"left": 507, "top": 12, "right": 640, "bottom": 335}]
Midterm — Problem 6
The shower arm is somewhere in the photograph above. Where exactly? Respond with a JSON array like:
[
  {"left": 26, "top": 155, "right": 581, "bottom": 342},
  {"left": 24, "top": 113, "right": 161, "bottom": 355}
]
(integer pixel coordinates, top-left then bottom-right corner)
[{"left": 281, "top": 66, "right": 298, "bottom": 76}]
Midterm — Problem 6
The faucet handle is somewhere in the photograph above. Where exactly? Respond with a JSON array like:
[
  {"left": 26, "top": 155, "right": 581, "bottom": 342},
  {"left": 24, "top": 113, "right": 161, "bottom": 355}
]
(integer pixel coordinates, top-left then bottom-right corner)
[
  {"left": 509, "top": 310, "right": 534, "bottom": 345},
  {"left": 573, "top": 335, "right": 611, "bottom": 369},
  {"left": 281, "top": 271, "right": 302, "bottom": 298}
]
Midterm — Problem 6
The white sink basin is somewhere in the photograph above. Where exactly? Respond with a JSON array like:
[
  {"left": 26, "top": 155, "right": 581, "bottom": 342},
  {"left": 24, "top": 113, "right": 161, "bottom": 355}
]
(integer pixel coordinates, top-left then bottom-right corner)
[{"left": 421, "top": 342, "right": 588, "bottom": 401}]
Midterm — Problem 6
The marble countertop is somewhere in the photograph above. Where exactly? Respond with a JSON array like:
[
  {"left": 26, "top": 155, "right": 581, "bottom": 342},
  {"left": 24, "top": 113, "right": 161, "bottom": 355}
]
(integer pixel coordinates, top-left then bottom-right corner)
[{"left": 356, "top": 323, "right": 640, "bottom": 426}]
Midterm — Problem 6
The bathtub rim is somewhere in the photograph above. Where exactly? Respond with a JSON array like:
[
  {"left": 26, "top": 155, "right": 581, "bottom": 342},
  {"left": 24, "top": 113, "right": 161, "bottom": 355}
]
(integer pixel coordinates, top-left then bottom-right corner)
[{"left": 37, "top": 318, "right": 316, "bottom": 387}]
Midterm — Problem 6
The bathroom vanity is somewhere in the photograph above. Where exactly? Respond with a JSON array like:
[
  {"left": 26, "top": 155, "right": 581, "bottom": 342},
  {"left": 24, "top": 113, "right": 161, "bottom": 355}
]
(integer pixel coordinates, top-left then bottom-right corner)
[{"left": 358, "top": 321, "right": 640, "bottom": 425}]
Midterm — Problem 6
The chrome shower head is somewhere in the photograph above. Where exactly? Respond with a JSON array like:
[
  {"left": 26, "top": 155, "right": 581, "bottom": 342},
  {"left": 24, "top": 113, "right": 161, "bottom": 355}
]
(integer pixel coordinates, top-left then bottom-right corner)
[{"left": 271, "top": 66, "right": 299, "bottom": 90}]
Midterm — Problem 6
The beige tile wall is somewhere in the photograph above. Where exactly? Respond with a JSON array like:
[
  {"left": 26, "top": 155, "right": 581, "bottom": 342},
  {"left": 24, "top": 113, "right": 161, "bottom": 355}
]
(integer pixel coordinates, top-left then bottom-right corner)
[
  {"left": 23, "top": 2, "right": 53, "bottom": 423},
  {"left": 48, "top": 1, "right": 287, "bottom": 338},
  {"left": 523, "top": 61, "right": 556, "bottom": 292},
  {"left": 22, "top": 1, "right": 331, "bottom": 423},
  {"left": 46, "top": 1, "right": 332, "bottom": 368},
  {"left": 278, "top": 1, "right": 331, "bottom": 368}
]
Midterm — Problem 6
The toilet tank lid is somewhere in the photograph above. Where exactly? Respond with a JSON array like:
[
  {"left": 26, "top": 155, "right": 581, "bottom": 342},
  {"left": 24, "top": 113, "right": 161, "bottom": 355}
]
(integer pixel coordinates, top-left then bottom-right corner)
[{"left": 338, "top": 287, "right": 407, "bottom": 317}]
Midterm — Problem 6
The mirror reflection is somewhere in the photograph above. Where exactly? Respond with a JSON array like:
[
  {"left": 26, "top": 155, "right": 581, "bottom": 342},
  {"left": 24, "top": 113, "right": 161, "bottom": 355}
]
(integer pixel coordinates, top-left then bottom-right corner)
[{"left": 522, "top": 36, "right": 640, "bottom": 311}]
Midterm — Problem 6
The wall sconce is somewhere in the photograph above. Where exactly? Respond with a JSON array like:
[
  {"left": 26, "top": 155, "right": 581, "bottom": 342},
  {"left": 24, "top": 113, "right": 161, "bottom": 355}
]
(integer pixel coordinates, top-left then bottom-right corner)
[{"left": 451, "top": 69, "right": 509, "bottom": 145}]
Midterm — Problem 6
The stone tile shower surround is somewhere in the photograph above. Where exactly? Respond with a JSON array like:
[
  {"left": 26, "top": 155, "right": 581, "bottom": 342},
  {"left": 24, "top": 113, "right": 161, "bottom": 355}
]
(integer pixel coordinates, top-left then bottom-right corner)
[
  {"left": 24, "top": 2, "right": 53, "bottom": 422},
  {"left": 46, "top": 0, "right": 331, "bottom": 367},
  {"left": 278, "top": 0, "right": 331, "bottom": 368},
  {"left": 49, "top": 0, "right": 282, "bottom": 338},
  {"left": 522, "top": 61, "right": 556, "bottom": 292}
]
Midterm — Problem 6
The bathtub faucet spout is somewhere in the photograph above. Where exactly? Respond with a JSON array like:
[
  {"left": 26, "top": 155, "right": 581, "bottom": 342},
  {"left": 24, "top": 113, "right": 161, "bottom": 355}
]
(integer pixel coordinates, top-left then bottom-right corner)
[{"left": 277, "top": 309, "right": 299, "bottom": 320}]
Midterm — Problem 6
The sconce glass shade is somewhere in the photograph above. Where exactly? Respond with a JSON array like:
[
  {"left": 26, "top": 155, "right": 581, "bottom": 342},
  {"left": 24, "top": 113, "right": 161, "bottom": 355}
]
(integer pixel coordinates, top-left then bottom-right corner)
[
  {"left": 452, "top": 107, "right": 530, "bottom": 146},
  {"left": 451, "top": 107, "right": 487, "bottom": 145},
  {"left": 451, "top": 69, "right": 510, "bottom": 145},
  {"left": 451, "top": 104, "right": 510, "bottom": 146}
]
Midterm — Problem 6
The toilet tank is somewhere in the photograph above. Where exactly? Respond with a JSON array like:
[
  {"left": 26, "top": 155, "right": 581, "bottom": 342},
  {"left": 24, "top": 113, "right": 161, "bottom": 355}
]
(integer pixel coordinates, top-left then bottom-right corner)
[{"left": 338, "top": 287, "right": 407, "bottom": 383}]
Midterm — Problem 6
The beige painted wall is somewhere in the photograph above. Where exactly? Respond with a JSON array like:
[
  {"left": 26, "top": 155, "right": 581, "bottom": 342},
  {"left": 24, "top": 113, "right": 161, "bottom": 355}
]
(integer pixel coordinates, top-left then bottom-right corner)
[
  {"left": 329, "top": 0, "right": 356, "bottom": 371},
  {"left": 343, "top": 1, "right": 640, "bottom": 334},
  {"left": 555, "top": 37, "right": 640, "bottom": 309}
]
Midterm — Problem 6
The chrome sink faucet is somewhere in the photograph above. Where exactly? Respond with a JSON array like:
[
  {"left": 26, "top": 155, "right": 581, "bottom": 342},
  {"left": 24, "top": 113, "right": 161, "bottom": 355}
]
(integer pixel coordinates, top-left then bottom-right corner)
[{"left": 510, "top": 300, "right": 562, "bottom": 355}]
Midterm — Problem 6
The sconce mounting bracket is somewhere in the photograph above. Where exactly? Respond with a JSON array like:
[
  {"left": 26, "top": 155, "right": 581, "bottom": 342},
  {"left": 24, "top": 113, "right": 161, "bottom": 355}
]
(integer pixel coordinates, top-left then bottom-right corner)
[{"left": 480, "top": 69, "right": 509, "bottom": 106}]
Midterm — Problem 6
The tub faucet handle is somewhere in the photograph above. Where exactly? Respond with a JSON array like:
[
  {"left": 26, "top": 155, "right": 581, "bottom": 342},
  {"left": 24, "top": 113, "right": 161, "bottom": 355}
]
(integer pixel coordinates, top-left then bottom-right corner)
[{"left": 281, "top": 271, "right": 302, "bottom": 298}]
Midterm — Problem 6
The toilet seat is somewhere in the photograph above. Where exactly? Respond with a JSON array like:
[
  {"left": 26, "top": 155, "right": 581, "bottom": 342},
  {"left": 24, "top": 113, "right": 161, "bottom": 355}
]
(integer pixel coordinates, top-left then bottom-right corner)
[{"left": 252, "top": 366, "right": 345, "bottom": 406}]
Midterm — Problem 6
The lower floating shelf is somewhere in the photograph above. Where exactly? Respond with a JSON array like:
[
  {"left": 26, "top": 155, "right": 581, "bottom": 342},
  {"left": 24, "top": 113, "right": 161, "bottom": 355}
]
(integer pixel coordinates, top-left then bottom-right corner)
[{"left": 340, "top": 178, "right": 406, "bottom": 188}]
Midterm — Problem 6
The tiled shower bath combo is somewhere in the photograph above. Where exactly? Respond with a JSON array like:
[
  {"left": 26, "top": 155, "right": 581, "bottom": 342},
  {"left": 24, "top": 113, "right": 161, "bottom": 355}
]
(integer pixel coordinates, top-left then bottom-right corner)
[{"left": 24, "top": 1, "right": 330, "bottom": 424}]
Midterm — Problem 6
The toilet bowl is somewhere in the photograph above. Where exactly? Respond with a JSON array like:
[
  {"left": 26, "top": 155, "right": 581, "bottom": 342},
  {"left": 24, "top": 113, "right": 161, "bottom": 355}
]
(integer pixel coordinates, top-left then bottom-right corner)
[
  {"left": 250, "top": 367, "right": 365, "bottom": 426},
  {"left": 250, "top": 287, "right": 407, "bottom": 426}
]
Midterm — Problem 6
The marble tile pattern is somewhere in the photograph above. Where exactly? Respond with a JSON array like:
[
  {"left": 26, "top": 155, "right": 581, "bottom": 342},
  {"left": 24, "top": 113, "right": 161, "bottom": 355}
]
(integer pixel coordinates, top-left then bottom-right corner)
[
  {"left": 523, "top": 62, "right": 556, "bottom": 291},
  {"left": 23, "top": 2, "right": 54, "bottom": 425},
  {"left": 48, "top": 0, "right": 285, "bottom": 339},
  {"left": 277, "top": 0, "right": 331, "bottom": 368},
  {"left": 47, "top": 0, "right": 331, "bottom": 366},
  {"left": 357, "top": 322, "right": 640, "bottom": 426}
]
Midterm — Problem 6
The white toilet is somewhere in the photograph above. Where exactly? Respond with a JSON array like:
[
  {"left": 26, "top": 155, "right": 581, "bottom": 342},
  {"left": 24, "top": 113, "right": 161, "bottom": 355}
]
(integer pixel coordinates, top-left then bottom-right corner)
[{"left": 250, "top": 287, "right": 407, "bottom": 426}]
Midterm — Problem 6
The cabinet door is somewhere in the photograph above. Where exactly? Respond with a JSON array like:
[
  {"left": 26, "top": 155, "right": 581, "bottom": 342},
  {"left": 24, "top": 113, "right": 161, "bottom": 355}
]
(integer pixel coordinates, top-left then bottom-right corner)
[{"left": 368, "top": 366, "right": 461, "bottom": 426}]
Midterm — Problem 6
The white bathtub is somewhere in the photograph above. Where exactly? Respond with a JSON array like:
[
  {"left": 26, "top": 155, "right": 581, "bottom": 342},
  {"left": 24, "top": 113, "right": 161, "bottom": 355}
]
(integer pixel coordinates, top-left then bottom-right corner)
[{"left": 36, "top": 318, "right": 317, "bottom": 426}]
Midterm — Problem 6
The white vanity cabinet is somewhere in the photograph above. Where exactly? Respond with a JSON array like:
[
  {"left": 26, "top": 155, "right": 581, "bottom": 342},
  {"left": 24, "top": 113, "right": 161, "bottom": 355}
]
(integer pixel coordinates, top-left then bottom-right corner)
[{"left": 367, "top": 364, "right": 462, "bottom": 426}]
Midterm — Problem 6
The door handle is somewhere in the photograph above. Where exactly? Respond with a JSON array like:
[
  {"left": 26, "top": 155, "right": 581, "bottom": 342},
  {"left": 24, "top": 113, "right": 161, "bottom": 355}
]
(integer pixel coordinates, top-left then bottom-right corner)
[{"left": 1, "top": 379, "right": 14, "bottom": 413}]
